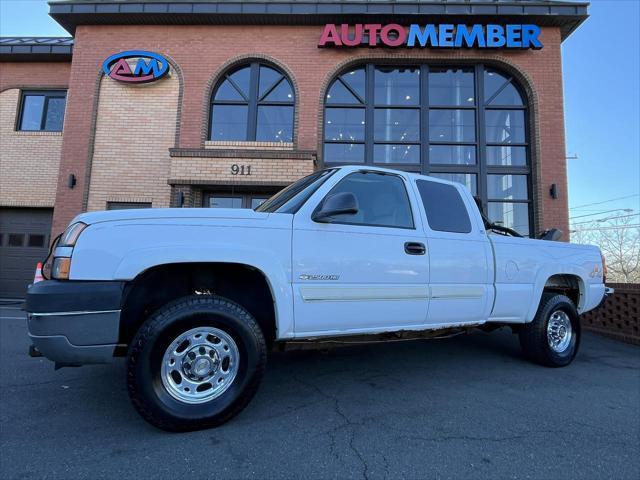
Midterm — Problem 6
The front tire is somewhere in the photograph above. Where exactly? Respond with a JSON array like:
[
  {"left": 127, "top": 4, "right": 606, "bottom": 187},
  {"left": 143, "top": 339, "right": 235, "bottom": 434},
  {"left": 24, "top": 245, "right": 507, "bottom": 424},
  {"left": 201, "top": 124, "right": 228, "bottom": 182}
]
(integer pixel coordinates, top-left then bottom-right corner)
[
  {"left": 126, "top": 295, "right": 267, "bottom": 432},
  {"left": 519, "top": 293, "right": 580, "bottom": 367}
]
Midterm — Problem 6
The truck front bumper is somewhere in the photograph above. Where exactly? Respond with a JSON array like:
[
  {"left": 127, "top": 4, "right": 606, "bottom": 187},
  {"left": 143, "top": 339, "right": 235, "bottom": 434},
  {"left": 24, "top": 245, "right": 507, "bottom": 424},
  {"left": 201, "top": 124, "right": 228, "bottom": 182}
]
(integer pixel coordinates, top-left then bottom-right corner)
[{"left": 25, "top": 280, "right": 126, "bottom": 366}]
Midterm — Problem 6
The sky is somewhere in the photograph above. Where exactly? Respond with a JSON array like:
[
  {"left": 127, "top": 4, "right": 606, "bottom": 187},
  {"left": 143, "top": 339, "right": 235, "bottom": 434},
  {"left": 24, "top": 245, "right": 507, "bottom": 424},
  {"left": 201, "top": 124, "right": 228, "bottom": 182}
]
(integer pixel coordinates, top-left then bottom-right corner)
[{"left": 1, "top": 0, "right": 639, "bottom": 224}]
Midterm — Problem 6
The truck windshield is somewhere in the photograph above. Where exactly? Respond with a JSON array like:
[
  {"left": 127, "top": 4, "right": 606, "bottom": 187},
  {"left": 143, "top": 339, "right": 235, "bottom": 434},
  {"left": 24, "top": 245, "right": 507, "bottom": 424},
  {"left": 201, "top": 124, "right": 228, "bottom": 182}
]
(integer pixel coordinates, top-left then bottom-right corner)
[{"left": 256, "top": 169, "right": 336, "bottom": 214}]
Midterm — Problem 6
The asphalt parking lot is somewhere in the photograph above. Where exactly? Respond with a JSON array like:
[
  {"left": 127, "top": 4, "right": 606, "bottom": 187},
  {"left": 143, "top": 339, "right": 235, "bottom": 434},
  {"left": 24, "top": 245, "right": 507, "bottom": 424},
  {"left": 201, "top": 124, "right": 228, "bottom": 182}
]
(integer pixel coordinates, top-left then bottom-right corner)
[{"left": 1, "top": 304, "right": 639, "bottom": 480}]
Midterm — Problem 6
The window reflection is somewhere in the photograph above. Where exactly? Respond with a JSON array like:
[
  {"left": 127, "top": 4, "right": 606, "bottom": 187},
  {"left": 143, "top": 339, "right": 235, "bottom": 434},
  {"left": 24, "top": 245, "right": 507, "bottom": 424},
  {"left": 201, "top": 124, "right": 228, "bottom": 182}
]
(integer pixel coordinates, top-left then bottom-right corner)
[
  {"left": 324, "top": 143, "right": 365, "bottom": 163},
  {"left": 484, "top": 69, "right": 524, "bottom": 106},
  {"left": 322, "top": 64, "right": 531, "bottom": 235},
  {"left": 429, "top": 145, "right": 476, "bottom": 165},
  {"left": 374, "top": 109, "right": 420, "bottom": 142},
  {"left": 210, "top": 63, "right": 294, "bottom": 142},
  {"left": 19, "top": 91, "right": 66, "bottom": 132},
  {"left": 374, "top": 67, "right": 420, "bottom": 106},
  {"left": 429, "top": 109, "right": 476, "bottom": 143},
  {"left": 485, "top": 110, "right": 526, "bottom": 144},
  {"left": 429, "top": 68, "right": 475, "bottom": 106},
  {"left": 325, "top": 108, "right": 365, "bottom": 141},
  {"left": 430, "top": 173, "right": 477, "bottom": 195},
  {"left": 486, "top": 146, "right": 527, "bottom": 166},
  {"left": 210, "top": 105, "right": 248, "bottom": 140},
  {"left": 256, "top": 106, "right": 294, "bottom": 142},
  {"left": 374, "top": 145, "right": 420, "bottom": 164},
  {"left": 20, "top": 96, "right": 45, "bottom": 130},
  {"left": 484, "top": 70, "right": 509, "bottom": 101},
  {"left": 488, "top": 202, "right": 530, "bottom": 237},
  {"left": 487, "top": 175, "right": 528, "bottom": 200}
]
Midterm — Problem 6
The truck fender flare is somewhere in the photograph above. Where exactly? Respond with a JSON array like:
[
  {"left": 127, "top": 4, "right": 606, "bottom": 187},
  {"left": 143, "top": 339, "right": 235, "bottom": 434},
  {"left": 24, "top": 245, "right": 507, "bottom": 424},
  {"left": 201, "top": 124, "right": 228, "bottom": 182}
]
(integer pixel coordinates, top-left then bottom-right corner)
[
  {"left": 113, "top": 245, "right": 294, "bottom": 338},
  {"left": 526, "top": 266, "right": 587, "bottom": 321}
]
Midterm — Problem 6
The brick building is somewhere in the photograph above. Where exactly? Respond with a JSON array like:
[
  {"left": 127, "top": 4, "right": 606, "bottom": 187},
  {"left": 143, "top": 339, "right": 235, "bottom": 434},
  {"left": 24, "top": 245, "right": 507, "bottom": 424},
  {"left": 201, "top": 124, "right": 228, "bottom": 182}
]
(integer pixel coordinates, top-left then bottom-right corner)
[{"left": 0, "top": 0, "right": 588, "bottom": 298}]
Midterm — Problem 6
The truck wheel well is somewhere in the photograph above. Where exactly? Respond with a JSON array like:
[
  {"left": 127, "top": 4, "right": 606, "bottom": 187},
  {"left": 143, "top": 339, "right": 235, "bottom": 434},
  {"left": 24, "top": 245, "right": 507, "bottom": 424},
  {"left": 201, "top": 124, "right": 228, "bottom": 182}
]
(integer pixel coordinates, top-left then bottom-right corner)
[
  {"left": 543, "top": 274, "right": 582, "bottom": 308},
  {"left": 119, "top": 263, "right": 276, "bottom": 348}
]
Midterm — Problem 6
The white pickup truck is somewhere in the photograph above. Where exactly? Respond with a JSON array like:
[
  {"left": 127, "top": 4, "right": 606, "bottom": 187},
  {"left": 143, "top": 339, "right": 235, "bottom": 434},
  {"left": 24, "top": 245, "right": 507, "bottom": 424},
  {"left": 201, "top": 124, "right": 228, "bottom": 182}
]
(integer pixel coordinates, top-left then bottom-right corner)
[{"left": 26, "top": 165, "right": 608, "bottom": 431}]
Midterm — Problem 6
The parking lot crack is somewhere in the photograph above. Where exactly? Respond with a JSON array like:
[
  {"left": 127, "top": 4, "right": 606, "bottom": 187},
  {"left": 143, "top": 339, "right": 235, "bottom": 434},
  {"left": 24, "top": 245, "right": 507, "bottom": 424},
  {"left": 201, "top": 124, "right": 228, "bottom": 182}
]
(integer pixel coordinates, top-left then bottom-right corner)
[
  {"left": 396, "top": 433, "right": 527, "bottom": 444},
  {"left": 292, "top": 374, "right": 371, "bottom": 479}
]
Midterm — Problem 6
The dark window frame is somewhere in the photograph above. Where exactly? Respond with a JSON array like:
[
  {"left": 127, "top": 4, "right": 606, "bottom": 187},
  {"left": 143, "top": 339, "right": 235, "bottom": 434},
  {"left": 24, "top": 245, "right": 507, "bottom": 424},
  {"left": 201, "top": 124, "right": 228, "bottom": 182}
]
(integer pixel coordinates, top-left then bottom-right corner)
[
  {"left": 313, "top": 170, "right": 416, "bottom": 230},
  {"left": 209, "top": 62, "right": 295, "bottom": 143},
  {"left": 17, "top": 89, "right": 67, "bottom": 132},
  {"left": 322, "top": 64, "right": 533, "bottom": 236}
]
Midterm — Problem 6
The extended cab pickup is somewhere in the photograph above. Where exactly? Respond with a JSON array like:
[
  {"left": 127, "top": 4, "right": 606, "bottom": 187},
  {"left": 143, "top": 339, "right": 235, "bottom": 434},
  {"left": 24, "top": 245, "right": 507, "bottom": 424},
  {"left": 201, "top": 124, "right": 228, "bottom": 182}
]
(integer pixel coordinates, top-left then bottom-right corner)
[{"left": 25, "top": 166, "right": 608, "bottom": 431}]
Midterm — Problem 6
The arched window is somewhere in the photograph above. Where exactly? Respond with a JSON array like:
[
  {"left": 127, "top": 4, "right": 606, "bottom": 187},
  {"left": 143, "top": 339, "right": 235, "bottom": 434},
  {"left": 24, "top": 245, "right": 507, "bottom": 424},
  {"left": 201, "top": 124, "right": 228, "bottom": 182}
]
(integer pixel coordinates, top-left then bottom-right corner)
[
  {"left": 210, "top": 62, "right": 294, "bottom": 143},
  {"left": 323, "top": 64, "right": 532, "bottom": 236}
]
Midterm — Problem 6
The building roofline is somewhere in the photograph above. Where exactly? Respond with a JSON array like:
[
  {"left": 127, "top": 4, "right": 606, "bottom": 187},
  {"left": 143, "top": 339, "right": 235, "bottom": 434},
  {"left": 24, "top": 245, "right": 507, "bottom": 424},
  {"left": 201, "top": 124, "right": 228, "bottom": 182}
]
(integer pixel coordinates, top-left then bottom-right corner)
[
  {"left": 0, "top": 37, "right": 73, "bottom": 62},
  {"left": 48, "top": 1, "right": 589, "bottom": 40}
]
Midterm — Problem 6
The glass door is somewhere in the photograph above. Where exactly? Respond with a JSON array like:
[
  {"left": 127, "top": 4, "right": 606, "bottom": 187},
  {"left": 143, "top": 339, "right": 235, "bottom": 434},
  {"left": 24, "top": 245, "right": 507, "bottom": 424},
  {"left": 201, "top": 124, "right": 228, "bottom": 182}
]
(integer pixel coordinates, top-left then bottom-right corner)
[{"left": 204, "top": 193, "right": 274, "bottom": 210}]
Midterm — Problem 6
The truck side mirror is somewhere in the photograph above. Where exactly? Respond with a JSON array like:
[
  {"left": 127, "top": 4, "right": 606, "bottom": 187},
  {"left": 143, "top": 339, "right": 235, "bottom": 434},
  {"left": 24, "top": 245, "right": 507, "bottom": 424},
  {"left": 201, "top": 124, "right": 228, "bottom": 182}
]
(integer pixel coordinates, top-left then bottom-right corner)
[{"left": 313, "top": 192, "right": 359, "bottom": 222}]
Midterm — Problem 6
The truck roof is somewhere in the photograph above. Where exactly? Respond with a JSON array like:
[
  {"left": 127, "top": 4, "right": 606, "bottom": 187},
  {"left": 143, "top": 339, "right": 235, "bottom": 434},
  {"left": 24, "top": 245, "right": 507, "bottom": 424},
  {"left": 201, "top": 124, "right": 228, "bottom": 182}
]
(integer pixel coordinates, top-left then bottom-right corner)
[{"left": 327, "top": 164, "right": 459, "bottom": 187}]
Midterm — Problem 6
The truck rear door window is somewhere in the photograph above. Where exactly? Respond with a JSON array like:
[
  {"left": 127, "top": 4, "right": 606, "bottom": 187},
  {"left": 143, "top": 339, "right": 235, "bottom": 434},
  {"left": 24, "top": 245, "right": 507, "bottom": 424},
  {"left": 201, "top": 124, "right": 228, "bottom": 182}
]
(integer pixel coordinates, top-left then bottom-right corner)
[{"left": 416, "top": 180, "right": 472, "bottom": 233}]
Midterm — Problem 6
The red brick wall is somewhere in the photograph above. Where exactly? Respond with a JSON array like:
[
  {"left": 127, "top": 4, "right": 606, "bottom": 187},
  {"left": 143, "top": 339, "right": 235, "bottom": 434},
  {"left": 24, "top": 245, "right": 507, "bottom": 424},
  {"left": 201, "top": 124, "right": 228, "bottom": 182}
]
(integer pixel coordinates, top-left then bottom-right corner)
[
  {"left": 0, "top": 62, "right": 70, "bottom": 91},
  {"left": 581, "top": 284, "right": 640, "bottom": 345},
  {"left": 51, "top": 24, "right": 569, "bottom": 236}
]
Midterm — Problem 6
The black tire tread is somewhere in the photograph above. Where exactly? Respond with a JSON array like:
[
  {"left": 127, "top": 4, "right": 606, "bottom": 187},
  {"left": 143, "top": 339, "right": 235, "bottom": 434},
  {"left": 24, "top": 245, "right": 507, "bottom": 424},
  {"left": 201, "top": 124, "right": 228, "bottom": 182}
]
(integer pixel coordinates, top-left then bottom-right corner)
[
  {"left": 519, "top": 293, "right": 579, "bottom": 368},
  {"left": 126, "top": 295, "right": 267, "bottom": 432}
]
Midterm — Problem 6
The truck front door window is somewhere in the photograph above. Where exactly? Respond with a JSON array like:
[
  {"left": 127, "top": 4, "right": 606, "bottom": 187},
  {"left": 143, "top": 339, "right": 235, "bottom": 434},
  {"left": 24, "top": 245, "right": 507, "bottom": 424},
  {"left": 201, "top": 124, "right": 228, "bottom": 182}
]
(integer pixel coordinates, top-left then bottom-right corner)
[{"left": 316, "top": 171, "right": 414, "bottom": 229}]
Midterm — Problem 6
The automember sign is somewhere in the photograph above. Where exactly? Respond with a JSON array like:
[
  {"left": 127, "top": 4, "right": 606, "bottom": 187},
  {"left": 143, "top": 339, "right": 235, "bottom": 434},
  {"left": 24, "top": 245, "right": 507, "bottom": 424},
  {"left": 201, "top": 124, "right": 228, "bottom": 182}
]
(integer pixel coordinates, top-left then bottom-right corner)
[
  {"left": 318, "top": 24, "right": 543, "bottom": 49},
  {"left": 102, "top": 50, "right": 170, "bottom": 84}
]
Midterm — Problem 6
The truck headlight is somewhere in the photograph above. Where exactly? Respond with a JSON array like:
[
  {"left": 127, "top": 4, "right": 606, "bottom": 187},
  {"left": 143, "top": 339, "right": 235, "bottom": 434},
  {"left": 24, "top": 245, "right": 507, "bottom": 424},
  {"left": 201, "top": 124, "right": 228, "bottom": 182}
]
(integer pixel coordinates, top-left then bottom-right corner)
[
  {"left": 51, "top": 257, "right": 71, "bottom": 280},
  {"left": 59, "top": 222, "right": 87, "bottom": 247},
  {"left": 51, "top": 222, "right": 87, "bottom": 280}
]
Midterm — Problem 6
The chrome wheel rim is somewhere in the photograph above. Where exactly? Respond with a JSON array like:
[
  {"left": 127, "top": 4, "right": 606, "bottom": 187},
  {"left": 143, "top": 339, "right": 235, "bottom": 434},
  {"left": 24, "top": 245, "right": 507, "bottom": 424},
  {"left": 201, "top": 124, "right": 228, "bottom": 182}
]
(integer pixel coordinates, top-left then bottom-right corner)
[
  {"left": 161, "top": 326, "right": 239, "bottom": 404},
  {"left": 547, "top": 310, "right": 573, "bottom": 353}
]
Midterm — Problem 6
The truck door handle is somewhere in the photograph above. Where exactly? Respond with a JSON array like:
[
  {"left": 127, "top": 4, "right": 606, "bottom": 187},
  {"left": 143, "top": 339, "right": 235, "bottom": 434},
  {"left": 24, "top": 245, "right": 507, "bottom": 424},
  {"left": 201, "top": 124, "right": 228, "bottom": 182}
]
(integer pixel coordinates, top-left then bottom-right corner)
[{"left": 404, "top": 242, "right": 426, "bottom": 255}]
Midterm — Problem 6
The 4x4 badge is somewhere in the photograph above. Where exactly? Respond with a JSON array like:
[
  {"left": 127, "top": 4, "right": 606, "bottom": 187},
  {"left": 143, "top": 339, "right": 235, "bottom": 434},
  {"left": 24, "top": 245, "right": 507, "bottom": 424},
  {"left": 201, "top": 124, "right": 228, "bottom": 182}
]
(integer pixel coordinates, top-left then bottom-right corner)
[{"left": 589, "top": 265, "right": 602, "bottom": 278}]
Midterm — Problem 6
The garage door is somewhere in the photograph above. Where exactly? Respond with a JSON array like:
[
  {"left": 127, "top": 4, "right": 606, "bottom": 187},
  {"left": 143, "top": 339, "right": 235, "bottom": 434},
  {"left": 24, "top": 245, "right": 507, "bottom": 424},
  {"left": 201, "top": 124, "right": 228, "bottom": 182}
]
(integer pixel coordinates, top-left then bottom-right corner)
[{"left": 0, "top": 208, "right": 52, "bottom": 299}]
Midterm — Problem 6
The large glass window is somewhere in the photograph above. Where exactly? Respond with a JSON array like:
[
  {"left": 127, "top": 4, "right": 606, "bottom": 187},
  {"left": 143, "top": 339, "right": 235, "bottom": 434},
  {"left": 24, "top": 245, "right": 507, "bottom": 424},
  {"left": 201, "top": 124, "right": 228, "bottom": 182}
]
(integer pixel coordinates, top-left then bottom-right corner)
[
  {"left": 210, "top": 63, "right": 294, "bottom": 143},
  {"left": 483, "top": 69, "right": 529, "bottom": 235},
  {"left": 18, "top": 90, "right": 66, "bottom": 132},
  {"left": 323, "top": 65, "right": 532, "bottom": 235}
]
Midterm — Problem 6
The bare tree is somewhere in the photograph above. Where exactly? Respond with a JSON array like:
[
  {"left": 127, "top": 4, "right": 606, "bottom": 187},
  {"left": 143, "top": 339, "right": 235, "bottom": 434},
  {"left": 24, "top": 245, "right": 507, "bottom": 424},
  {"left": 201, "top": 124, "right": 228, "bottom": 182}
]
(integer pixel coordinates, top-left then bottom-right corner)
[{"left": 571, "top": 215, "right": 640, "bottom": 283}]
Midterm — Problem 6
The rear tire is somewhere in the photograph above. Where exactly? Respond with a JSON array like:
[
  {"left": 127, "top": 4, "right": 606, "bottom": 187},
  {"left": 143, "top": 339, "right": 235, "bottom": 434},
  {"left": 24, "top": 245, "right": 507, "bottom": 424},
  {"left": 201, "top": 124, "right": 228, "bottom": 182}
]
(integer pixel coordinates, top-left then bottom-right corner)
[
  {"left": 126, "top": 295, "right": 267, "bottom": 432},
  {"left": 519, "top": 293, "right": 580, "bottom": 367}
]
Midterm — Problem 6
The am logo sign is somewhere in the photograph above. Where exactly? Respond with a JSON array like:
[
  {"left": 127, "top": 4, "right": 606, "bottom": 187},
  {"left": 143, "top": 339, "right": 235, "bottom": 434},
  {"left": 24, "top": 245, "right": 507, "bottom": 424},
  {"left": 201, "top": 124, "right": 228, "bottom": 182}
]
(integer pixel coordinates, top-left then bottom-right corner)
[{"left": 102, "top": 50, "right": 170, "bottom": 84}]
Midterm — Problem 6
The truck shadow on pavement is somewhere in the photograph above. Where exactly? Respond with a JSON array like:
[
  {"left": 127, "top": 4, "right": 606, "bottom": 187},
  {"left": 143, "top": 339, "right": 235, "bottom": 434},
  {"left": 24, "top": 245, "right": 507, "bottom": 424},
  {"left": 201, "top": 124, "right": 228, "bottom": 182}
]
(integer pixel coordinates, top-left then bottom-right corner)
[{"left": 43, "top": 328, "right": 529, "bottom": 430}]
